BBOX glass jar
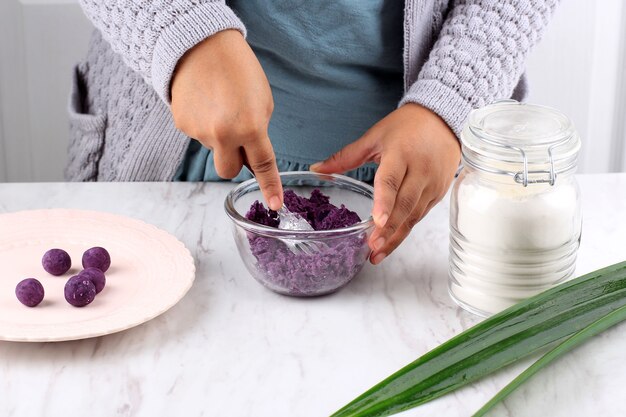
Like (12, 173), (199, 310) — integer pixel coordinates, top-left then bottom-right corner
(449, 100), (582, 316)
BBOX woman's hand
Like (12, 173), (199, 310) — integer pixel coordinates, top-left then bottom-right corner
(311, 103), (461, 264)
(171, 30), (283, 210)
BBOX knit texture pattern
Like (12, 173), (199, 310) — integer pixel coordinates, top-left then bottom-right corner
(66, 32), (188, 181)
(68, 0), (558, 181)
(400, 0), (559, 136)
(77, 0), (245, 103)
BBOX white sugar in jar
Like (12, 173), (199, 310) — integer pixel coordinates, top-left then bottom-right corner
(449, 100), (582, 316)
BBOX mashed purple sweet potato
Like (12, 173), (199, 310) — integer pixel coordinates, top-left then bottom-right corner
(281, 189), (361, 230)
(245, 189), (368, 296)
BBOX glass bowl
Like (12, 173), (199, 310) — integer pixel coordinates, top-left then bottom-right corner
(224, 172), (375, 296)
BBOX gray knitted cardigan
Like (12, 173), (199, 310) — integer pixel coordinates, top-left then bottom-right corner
(66, 0), (558, 181)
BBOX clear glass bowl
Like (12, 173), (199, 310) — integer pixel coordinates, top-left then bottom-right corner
(224, 172), (375, 296)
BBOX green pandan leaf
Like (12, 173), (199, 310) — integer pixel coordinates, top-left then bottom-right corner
(330, 261), (626, 417)
(473, 302), (626, 416)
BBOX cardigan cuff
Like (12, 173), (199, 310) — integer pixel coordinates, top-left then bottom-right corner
(151, 3), (246, 104)
(399, 78), (475, 138)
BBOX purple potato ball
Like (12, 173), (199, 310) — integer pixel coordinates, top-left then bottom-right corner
(42, 248), (72, 276)
(79, 267), (106, 294)
(82, 247), (111, 273)
(64, 275), (96, 307)
(15, 278), (45, 307)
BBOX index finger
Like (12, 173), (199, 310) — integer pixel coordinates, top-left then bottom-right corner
(372, 152), (407, 228)
(244, 136), (283, 211)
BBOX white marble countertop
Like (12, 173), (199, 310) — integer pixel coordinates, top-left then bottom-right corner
(0, 173), (625, 417)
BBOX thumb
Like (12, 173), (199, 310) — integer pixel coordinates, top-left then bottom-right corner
(310, 133), (377, 174)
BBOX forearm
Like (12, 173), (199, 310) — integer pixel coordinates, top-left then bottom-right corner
(78, 0), (246, 103)
(400, 0), (559, 136)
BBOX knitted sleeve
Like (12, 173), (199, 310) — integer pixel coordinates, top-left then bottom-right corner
(78, 0), (246, 104)
(399, 1), (559, 136)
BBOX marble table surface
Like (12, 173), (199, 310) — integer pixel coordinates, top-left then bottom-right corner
(0, 173), (625, 417)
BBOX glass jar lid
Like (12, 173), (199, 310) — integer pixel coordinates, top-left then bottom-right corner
(461, 100), (581, 186)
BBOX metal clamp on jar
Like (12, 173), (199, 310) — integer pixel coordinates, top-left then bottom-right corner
(449, 100), (582, 316)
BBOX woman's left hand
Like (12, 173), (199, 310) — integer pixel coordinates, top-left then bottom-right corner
(310, 103), (461, 265)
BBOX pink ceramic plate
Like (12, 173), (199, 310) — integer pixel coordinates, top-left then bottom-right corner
(0, 209), (195, 342)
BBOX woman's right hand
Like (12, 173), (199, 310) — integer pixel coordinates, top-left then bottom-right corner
(171, 29), (283, 210)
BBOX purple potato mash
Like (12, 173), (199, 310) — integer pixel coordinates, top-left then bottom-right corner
(282, 189), (361, 230)
(79, 267), (106, 294)
(245, 189), (367, 296)
(64, 275), (97, 307)
(82, 247), (111, 273)
(15, 278), (45, 307)
(246, 200), (280, 228)
(42, 248), (72, 276)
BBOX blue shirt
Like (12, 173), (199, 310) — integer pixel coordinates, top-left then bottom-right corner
(175, 1), (404, 182)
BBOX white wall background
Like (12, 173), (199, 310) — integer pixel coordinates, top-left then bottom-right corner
(0, 0), (93, 182)
(0, 0), (625, 182)
(525, 0), (626, 174)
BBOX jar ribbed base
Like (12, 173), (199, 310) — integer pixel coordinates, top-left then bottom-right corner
(448, 226), (580, 316)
